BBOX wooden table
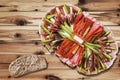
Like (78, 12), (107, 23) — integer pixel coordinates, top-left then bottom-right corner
(0, 0), (120, 80)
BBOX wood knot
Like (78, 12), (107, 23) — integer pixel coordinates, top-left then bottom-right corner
(42, 44), (46, 47)
(45, 75), (61, 80)
(116, 13), (120, 16)
(0, 5), (6, 7)
(8, 75), (11, 78)
(34, 9), (38, 11)
(44, 0), (47, 1)
(13, 5), (18, 8)
(118, 58), (120, 67)
(37, 31), (39, 35)
(14, 33), (22, 38)
(34, 41), (39, 45)
(17, 55), (21, 58)
(0, 40), (6, 44)
(37, 31), (40, 37)
(34, 51), (45, 55)
(117, 8), (120, 12)
(118, 47), (120, 53)
(82, 77), (85, 80)
(15, 19), (27, 26)
(9, 9), (18, 12)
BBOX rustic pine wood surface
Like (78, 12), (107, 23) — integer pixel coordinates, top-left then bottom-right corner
(0, 0), (120, 80)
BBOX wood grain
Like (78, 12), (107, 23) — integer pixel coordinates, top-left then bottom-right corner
(0, 26), (120, 54)
(0, 0), (120, 80)
(0, 54), (69, 69)
(0, 41), (49, 54)
(0, 67), (120, 80)
(0, 53), (120, 80)
(0, 0), (77, 12)
(0, 40), (119, 56)
(0, 53), (119, 68)
(0, 26), (120, 40)
(0, 11), (119, 26)
(78, 1), (120, 11)
(0, 0), (119, 11)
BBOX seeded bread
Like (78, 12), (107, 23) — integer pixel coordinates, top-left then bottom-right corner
(9, 55), (47, 77)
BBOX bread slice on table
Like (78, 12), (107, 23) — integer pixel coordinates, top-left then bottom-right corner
(9, 55), (47, 77)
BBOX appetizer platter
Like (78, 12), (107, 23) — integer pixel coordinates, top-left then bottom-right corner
(39, 4), (118, 75)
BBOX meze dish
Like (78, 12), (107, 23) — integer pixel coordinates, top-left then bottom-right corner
(39, 4), (118, 75)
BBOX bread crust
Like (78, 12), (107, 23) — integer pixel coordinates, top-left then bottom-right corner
(9, 55), (47, 77)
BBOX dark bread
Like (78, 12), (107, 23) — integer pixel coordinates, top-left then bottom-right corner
(9, 55), (47, 77)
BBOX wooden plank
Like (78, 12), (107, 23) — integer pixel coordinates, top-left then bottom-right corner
(0, 62), (68, 69)
(0, 26), (119, 54)
(0, 12), (42, 26)
(0, 29), (39, 40)
(0, 0), (77, 12)
(0, 54), (57, 63)
(0, 0), (77, 4)
(0, 41), (49, 54)
(0, 54), (69, 69)
(0, 52), (119, 79)
(0, 40), (119, 55)
(0, 0), (119, 11)
(0, 12), (119, 26)
(0, 26), (120, 41)
(0, 38), (119, 54)
(79, 0), (120, 3)
(0, 68), (120, 80)
(78, 1), (120, 11)
(0, 64), (9, 69)
(0, 55), (18, 63)
(0, 69), (82, 80)
(0, 52), (119, 69)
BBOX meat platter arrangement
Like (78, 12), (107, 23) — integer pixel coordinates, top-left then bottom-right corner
(39, 4), (118, 75)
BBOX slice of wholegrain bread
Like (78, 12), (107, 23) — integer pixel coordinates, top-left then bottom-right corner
(9, 55), (47, 77)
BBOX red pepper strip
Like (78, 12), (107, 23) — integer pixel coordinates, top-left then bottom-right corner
(59, 41), (75, 57)
(61, 41), (73, 50)
(89, 27), (103, 41)
(84, 23), (103, 41)
(80, 18), (94, 36)
(76, 47), (84, 65)
(69, 47), (84, 65)
(92, 26), (103, 36)
(73, 13), (84, 31)
(64, 43), (78, 58)
(76, 17), (85, 35)
(60, 39), (72, 49)
(56, 39), (74, 56)
(77, 17), (86, 35)
(77, 17), (93, 36)
(73, 18), (93, 43)
(74, 17), (84, 33)
(84, 23), (99, 40)
(56, 41), (71, 54)
(59, 39), (69, 47)
(74, 13), (83, 25)
(88, 26), (103, 41)
(69, 47), (82, 65)
(61, 42), (75, 57)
